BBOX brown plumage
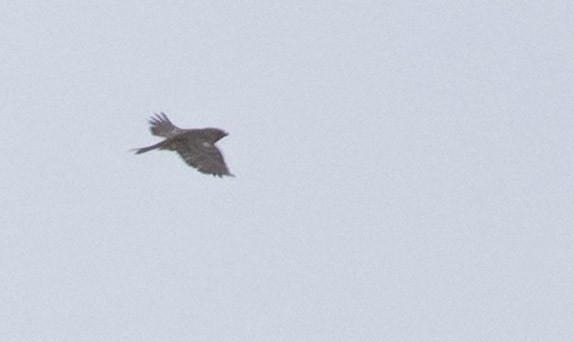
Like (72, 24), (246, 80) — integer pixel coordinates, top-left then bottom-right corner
(134, 113), (233, 177)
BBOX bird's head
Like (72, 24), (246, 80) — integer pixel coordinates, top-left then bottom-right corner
(202, 128), (229, 143)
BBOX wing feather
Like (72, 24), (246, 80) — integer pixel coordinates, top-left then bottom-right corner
(162, 133), (233, 177)
(148, 112), (183, 138)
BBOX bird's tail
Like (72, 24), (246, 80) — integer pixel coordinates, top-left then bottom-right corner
(132, 141), (164, 154)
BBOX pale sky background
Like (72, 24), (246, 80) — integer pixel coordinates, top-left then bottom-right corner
(1, 1), (573, 341)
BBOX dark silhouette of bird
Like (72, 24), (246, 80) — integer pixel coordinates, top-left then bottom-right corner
(134, 113), (233, 177)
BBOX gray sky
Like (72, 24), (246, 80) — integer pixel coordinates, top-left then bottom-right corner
(1, 1), (573, 341)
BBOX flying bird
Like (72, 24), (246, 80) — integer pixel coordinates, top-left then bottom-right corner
(134, 113), (233, 177)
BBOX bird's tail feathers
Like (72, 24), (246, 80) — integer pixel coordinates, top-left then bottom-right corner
(132, 141), (163, 154)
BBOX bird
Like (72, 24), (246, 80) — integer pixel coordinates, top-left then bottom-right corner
(134, 112), (233, 177)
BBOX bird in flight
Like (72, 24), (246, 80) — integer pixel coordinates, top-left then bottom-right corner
(134, 112), (233, 177)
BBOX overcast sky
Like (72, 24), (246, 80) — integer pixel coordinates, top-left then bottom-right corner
(1, 1), (573, 341)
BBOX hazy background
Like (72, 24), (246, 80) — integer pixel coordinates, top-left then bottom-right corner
(1, 1), (573, 340)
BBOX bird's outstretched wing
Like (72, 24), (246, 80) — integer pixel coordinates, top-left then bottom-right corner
(148, 112), (183, 138)
(167, 133), (233, 177)
(135, 113), (233, 177)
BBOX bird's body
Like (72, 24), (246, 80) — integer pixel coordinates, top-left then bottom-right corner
(134, 113), (233, 177)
